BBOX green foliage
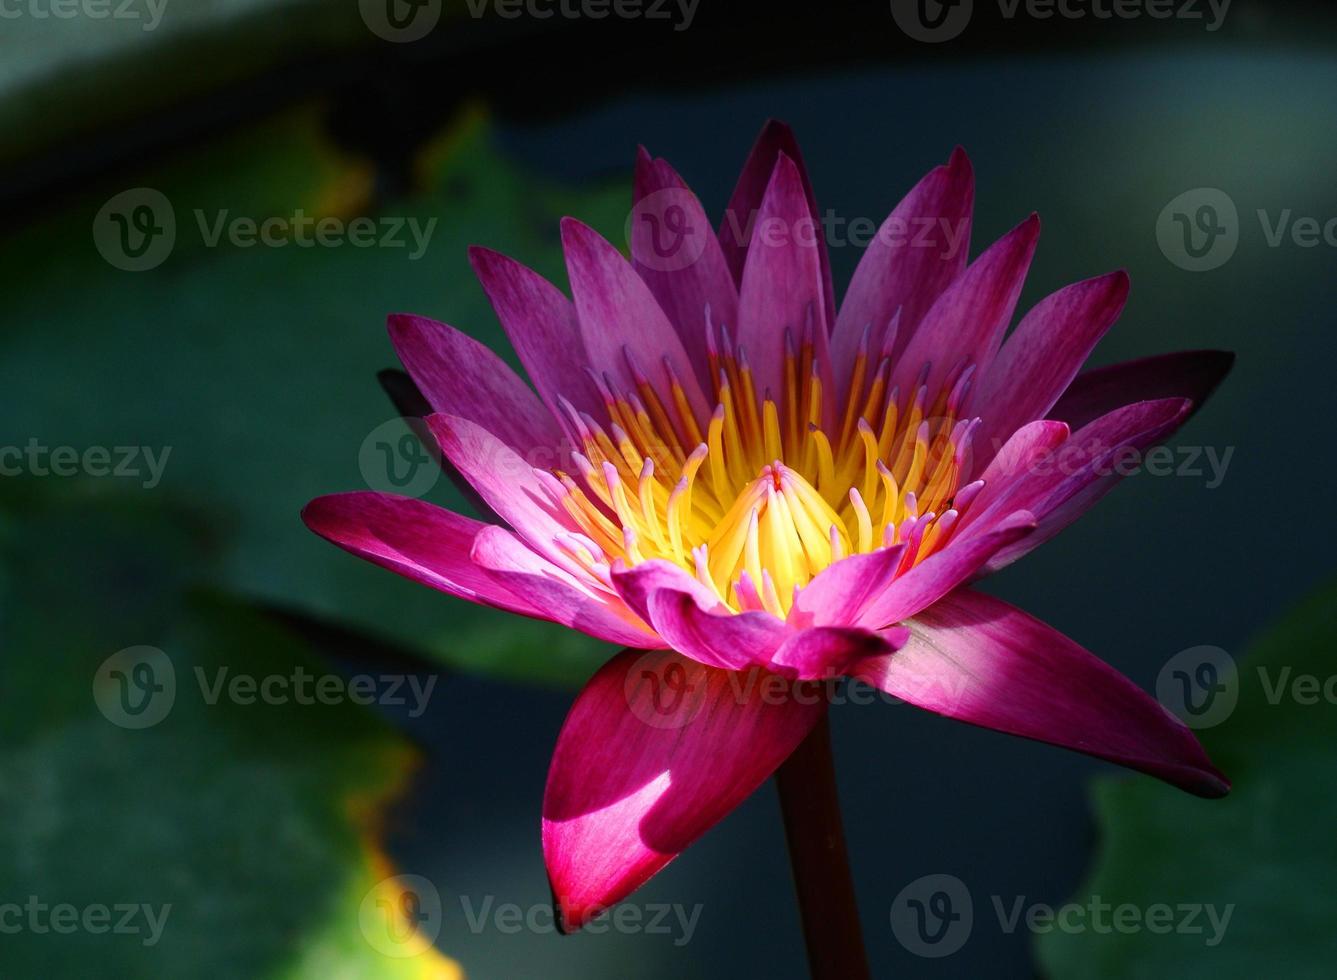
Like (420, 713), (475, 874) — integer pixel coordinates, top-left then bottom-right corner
(1038, 579), (1337, 979)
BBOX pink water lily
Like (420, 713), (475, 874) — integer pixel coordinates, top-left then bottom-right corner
(304, 121), (1230, 935)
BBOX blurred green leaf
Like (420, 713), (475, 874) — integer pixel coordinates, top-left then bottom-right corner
(0, 0), (473, 167)
(0, 489), (464, 978)
(0, 107), (630, 686)
(1037, 578), (1337, 979)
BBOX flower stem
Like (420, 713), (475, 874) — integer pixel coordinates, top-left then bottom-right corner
(774, 709), (871, 980)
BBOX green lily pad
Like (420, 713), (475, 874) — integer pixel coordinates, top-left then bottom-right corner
(0, 489), (463, 978)
(0, 107), (629, 686)
(0, 0), (477, 168)
(1037, 577), (1337, 979)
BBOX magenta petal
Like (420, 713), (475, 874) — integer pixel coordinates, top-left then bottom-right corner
(789, 544), (906, 628)
(736, 153), (834, 419)
(468, 246), (603, 423)
(470, 526), (660, 648)
(893, 214), (1040, 398)
(610, 559), (726, 622)
(301, 492), (540, 617)
(971, 271), (1130, 467)
(544, 649), (825, 930)
(856, 511), (1037, 627)
(720, 120), (834, 328)
(831, 147), (974, 389)
(645, 588), (789, 671)
(386, 314), (562, 458)
(1050, 349), (1235, 431)
(974, 398), (1192, 574)
(769, 625), (901, 680)
(425, 413), (575, 567)
(631, 148), (739, 385)
(610, 560), (780, 670)
(561, 217), (711, 424)
(957, 418), (1070, 528)
(853, 589), (1229, 797)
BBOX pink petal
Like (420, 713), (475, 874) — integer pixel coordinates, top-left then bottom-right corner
(969, 398), (1192, 574)
(788, 544), (906, 627)
(645, 588), (791, 671)
(831, 147), (974, 391)
(736, 153), (834, 421)
(855, 511), (1037, 628)
(387, 314), (562, 458)
(560, 218), (711, 425)
(544, 648), (826, 930)
(301, 492), (540, 617)
(425, 413), (576, 568)
(611, 561), (786, 670)
(468, 246), (604, 423)
(892, 214), (1040, 399)
(610, 558), (725, 621)
(971, 271), (1130, 467)
(853, 589), (1229, 797)
(957, 419), (1070, 527)
(1050, 349), (1235, 431)
(719, 119), (834, 329)
(470, 526), (661, 648)
(631, 149), (739, 385)
(769, 625), (904, 679)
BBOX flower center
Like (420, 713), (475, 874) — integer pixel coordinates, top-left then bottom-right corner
(548, 314), (981, 616)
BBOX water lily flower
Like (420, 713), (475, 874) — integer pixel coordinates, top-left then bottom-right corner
(304, 121), (1231, 936)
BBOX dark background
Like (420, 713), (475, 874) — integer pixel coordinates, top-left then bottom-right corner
(2, 1), (1333, 977)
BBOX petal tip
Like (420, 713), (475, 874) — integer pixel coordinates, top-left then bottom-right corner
(946, 144), (973, 177)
